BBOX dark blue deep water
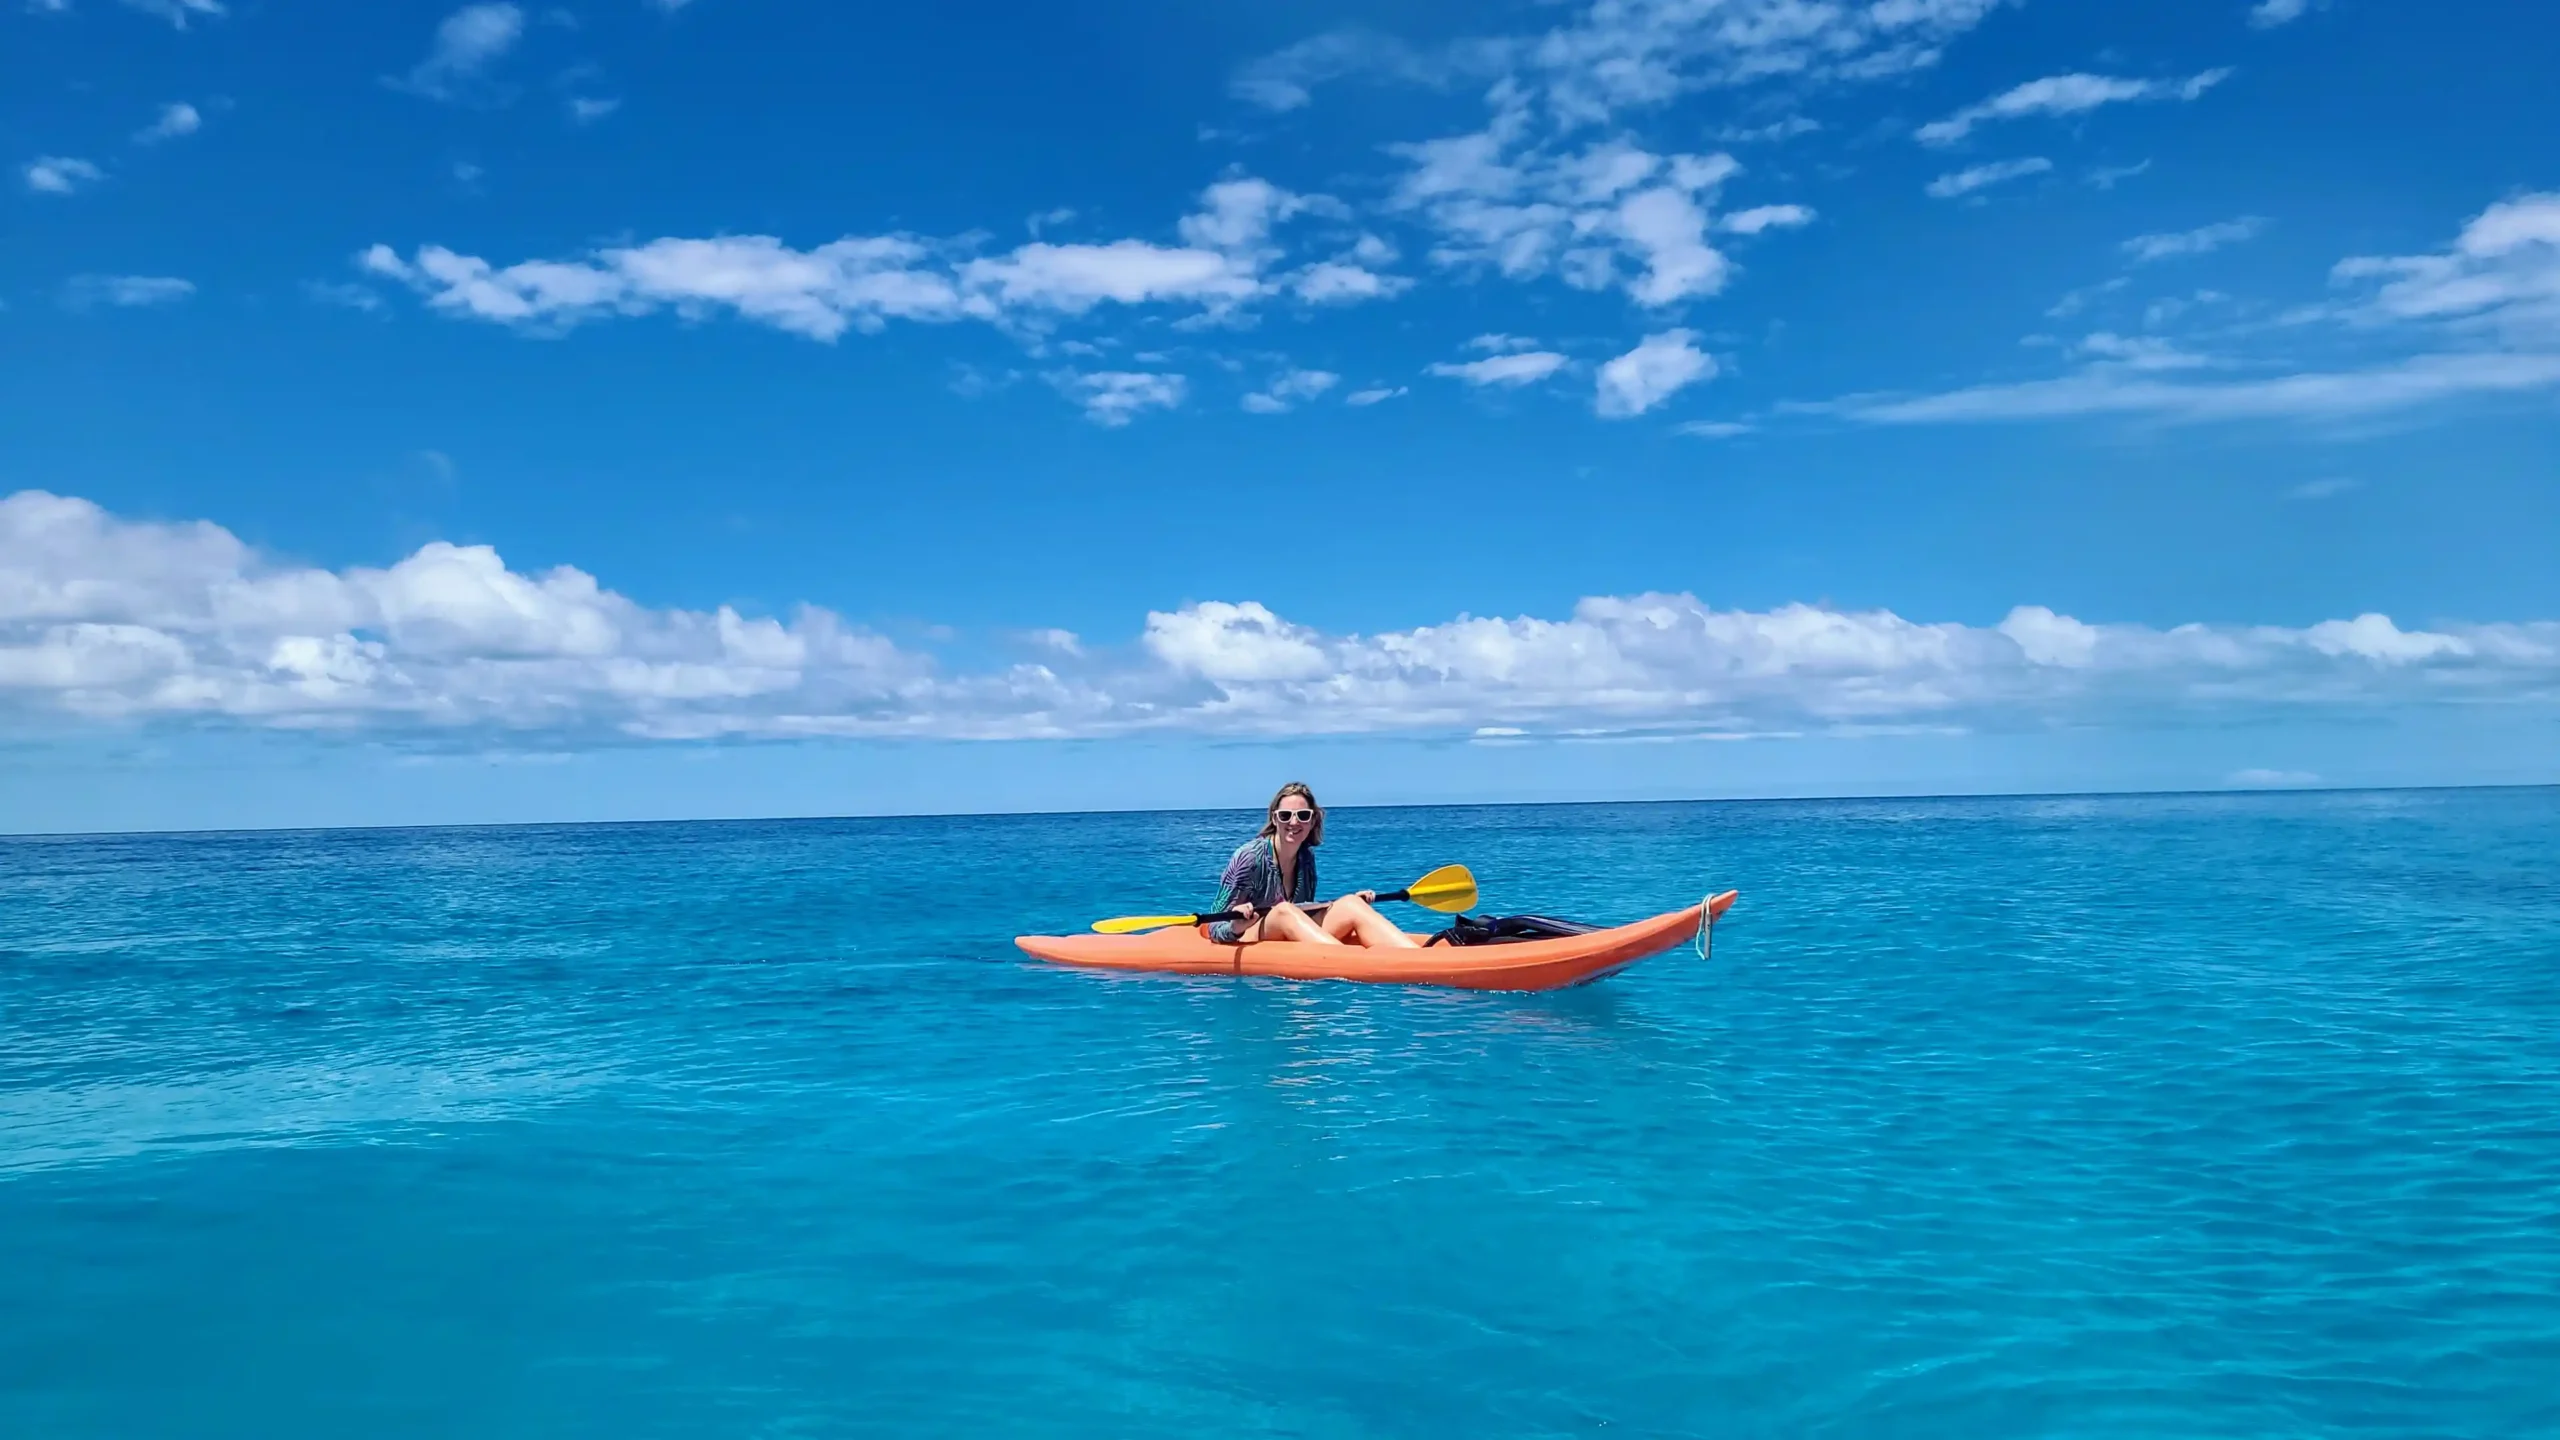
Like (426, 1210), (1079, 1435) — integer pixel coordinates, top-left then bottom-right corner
(4, 789), (2557, 1437)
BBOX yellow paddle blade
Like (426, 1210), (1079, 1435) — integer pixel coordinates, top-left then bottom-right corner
(1089, 913), (1205, 935)
(1404, 864), (1477, 913)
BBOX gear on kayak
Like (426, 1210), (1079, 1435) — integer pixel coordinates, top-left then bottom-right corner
(1422, 913), (1605, 946)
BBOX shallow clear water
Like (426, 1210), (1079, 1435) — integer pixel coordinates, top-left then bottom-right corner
(4, 789), (2557, 1438)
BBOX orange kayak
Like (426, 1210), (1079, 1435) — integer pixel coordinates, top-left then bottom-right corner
(1015, 891), (1737, 992)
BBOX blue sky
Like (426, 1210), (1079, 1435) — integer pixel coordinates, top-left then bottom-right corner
(4, 0), (2556, 832)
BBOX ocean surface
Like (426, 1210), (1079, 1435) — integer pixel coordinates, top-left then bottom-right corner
(3, 789), (2556, 1438)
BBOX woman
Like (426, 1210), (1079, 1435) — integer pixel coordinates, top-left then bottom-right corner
(1208, 783), (1418, 948)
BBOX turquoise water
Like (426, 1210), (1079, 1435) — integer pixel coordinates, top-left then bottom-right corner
(4, 789), (2556, 1437)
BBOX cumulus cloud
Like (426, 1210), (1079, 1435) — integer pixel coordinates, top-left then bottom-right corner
(62, 275), (195, 309)
(2072, 332), (2213, 371)
(1241, 368), (1339, 414)
(1721, 204), (1814, 235)
(2123, 217), (2267, 263)
(1381, 85), (1795, 307)
(359, 176), (1378, 358)
(1344, 386), (1408, 406)
(2247, 0), (2311, 27)
(1917, 69), (2232, 145)
(1051, 371), (1187, 427)
(1595, 329), (1714, 417)
(1429, 349), (1570, 387)
(391, 3), (526, 102)
(1291, 261), (1413, 304)
(134, 102), (203, 144)
(8, 492), (2552, 746)
(1925, 157), (2050, 199)
(24, 156), (104, 194)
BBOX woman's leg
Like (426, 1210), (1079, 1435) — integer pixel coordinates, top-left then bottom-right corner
(1247, 901), (1342, 945)
(1317, 893), (1421, 949)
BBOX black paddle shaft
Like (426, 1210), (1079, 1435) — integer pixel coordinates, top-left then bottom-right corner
(1215, 886), (1410, 928)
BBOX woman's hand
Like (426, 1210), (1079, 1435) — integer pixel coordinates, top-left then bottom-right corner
(1231, 898), (1258, 924)
(1355, 889), (1376, 903)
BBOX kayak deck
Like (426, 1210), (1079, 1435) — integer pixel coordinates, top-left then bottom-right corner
(1015, 891), (1737, 992)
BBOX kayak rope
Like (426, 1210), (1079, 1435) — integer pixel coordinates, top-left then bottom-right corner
(1696, 892), (1714, 962)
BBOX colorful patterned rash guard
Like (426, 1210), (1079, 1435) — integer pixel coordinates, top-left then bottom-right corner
(1206, 835), (1317, 943)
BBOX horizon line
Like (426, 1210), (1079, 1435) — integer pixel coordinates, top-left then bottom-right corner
(5, 780), (2551, 844)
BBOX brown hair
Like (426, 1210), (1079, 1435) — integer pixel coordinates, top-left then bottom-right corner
(1257, 782), (1324, 846)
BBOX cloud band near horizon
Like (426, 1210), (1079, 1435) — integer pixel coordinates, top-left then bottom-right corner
(3, 491), (2552, 749)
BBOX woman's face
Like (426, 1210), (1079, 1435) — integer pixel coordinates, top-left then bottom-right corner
(1271, 794), (1316, 843)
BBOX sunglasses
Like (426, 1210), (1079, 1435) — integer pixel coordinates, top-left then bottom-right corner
(1272, 808), (1315, 823)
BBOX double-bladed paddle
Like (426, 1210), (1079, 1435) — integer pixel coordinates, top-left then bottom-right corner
(1089, 864), (1478, 935)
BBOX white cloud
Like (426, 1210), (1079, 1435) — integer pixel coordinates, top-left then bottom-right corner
(2305, 613), (2471, 663)
(361, 176), (1350, 354)
(63, 275), (195, 308)
(1834, 351), (2560, 424)
(2333, 192), (2560, 342)
(1716, 116), (1822, 144)
(2073, 332), (2213, 371)
(1595, 329), (1714, 417)
(1344, 386), (1408, 406)
(1676, 420), (1752, 438)
(23, 156), (104, 194)
(1614, 184), (1730, 304)
(1925, 157), (2052, 199)
(2087, 160), (2153, 190)
(1831, 193), (2560, 427)
(2247, 0), (2310, 28)
(392, 4), (525, 102)
(2123, 217), (2266, 263)
(1385, 105), (1768, 307)
(1229, 28), (1496, 113)
(1291, 261), (1413, 304)
(1144, 601), (1332, 683)
(1428, 350), (1570, 387)
(1241, 368), (1339, 414)
(2288, 477), (2358, 500)
(1721, 204), (1814, 235)
(1052, 371), (1187, 427)
(1917, 69), (2232, 145)
(1176, 176), (1310, 254)
(7, 491), (2554, 744)
(305, 281), (386, 313)
(567, 96), (621, 124)
(120, 0), (224, 25)
(960, 240), (1260, 315)
(1235, 1), (2006, 123)
(134, 102), (202, 144)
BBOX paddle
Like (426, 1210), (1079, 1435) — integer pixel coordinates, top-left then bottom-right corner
(1089, 864), (1478, 935)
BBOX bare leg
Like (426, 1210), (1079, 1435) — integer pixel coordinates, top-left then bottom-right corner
(1317, 893), (1421, 949)
(1244, 900), (1342, 945)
